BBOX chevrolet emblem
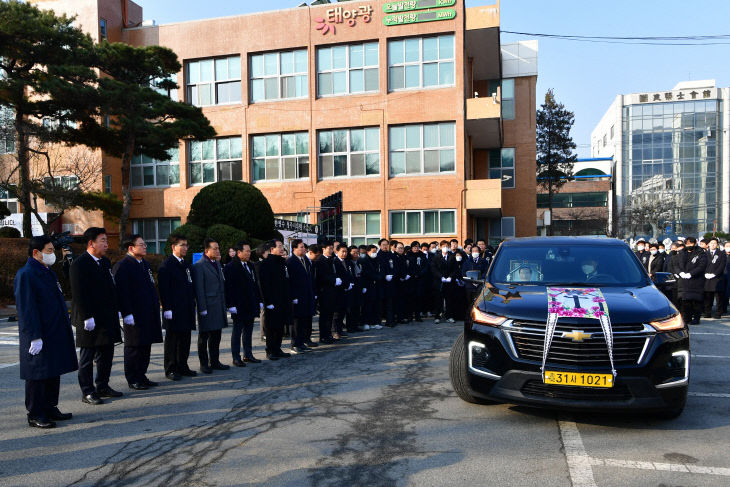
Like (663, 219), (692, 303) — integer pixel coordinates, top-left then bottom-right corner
(562, 330), (592, 342)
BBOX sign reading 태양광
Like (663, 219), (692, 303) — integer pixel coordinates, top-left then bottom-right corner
(383, 0), (457, 13)
(383, 8), (456, 26)
(314, 5), (373, 36)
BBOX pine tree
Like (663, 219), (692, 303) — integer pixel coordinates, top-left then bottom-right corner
(536, 89), (577, 236)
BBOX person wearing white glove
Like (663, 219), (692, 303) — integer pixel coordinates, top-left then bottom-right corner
(362, 288), (367, 294)
(257, 239), (293, 359)
(18, 235), (78, 426)
(705, 273), (715, 280)
(84, 317), (96, 331)
(292, 299), (299, 304)
(677, 237), (708, 325)
(227, 307), (238, 314)
(702, 236), (726, 319)
(335, 277), (343, 286)
(287, 239), (319, 351)
(385, 275), (393, 282)
(123, 314), (135, 326)
(163, 310), (172, 320)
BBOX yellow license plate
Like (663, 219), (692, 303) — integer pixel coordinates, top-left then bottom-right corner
(543, 371), (614, 388)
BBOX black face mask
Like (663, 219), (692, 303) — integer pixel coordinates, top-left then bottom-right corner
(685, 245), (694, 251)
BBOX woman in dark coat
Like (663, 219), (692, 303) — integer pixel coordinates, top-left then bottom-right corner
(677, 237), (708, 325)
(15, 236), (78, 428)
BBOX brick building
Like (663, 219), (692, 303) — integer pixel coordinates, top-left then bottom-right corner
(12, 0), (538, 250)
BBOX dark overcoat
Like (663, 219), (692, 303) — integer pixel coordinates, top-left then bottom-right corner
(286, 255), (316, 318)
(113, 255), (163, 346)
(704, 249), (726, 292)
(224, 258), (262, 321)
(15, 258), (78, 380)
(678, 247), (708, 301)
(157, 255), (197, 332)
(193, 257), (228, 332)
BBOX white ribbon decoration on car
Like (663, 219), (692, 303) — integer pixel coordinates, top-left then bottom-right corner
(543, 287), (616, 381)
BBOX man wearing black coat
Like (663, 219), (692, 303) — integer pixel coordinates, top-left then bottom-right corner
(635, 239), (650, 270)
(225, 240), (264, 364)
(677, 237), (708, 325)
(286, 239), (316, 354)
(15, 236), (78, 428)
(333, 244), (355, 337)
(375, 238), (397, 327)
(703, 237), (726, 319)
(431, 241), (459, 323)
(158, 235), (198, 380)
(70, 227), (123, 405)
(359, 245), (382, 330)
(113, 234), (163, 390)
(314, 243), (340, 344)
(664, 242), (683, 306)
(257, 239), (292, 359)
(406, 242), (429, 322)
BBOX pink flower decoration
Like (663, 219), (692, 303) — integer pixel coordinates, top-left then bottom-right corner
(315, 18), (335, 35)
(592, 296), (606, 303)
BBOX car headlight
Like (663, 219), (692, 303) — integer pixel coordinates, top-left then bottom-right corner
(650, 314), (685, 331)
(471, 308), (507, 327)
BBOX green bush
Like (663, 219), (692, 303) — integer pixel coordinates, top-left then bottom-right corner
(206, 224), (247, 254)
(703, 232), (730, 242)
(187, 181), (274, 238)
(164, 223), (207, 257)
(0, 227), (21, 238)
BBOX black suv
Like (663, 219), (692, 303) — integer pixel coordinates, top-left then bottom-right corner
(449, 237), (689, 418)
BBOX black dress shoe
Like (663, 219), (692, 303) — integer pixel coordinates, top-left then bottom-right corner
(96, 387), (123, 398)
(28, 416), (56, 429)
(200, 365), (213, 374)
(319, 338), (335, 345)
(142, 378), (159, 387)
(46, 407), (72, 421)
(304, 341), (319, 348)
(290, 346), (308, 354)
(266, 353), (279, 361)
(166, 372), (182, 381)
(243, 357), (262, 364)
(232, 359), (247, 367)
(211, 362), (230, 370)
(180, 369), (198, 377)
(128, 382), (148, 390)
(82, 393), (103, 405)
(274, 350), (291, 358)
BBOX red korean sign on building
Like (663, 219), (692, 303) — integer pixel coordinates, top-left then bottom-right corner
(314, 5), (374, 35)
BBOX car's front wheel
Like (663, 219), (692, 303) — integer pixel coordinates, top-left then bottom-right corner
(449, 332), (494, 405)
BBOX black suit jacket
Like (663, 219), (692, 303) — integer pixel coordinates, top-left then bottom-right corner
(705, 249), (726, 292)
(113, 255), (163, 346)
(157, 255), (197, 332)
(70, 251), (121, 348)
(224, 258), (262, 321)
(257, 255), (290, 311)
(286, 255), (316, 318)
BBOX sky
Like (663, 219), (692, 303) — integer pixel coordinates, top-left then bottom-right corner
(136, 0), (730, 157)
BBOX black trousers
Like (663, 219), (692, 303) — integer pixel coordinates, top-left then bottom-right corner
(164, 330), (192, 374)
(198, 329), (221, 367)
(378, 283), (395, 325)
(78, 344), (114, 395)
(360, 288), (378, 326)
(263, 308), (284, 354)
(346, 293), (362, 331)
(319, 300), (335, 341)
(231, 315), (255, 359)
(704, 291), (722, 317)
(26, 376), (60, 419)
(124, 344), (151, 385)
(681, 299), (703, 324)
(291, 315), (311, 348)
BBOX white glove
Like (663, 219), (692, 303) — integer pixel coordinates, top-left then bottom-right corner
(200, 310), (208, 316)
(163, 310), (172, 320)
(441, 277), (448, 283)
(347, 283), (354, 291)
(292, 299), (299, 304)
(335, 277), (343, 287)
(314, 296), (318, 300)
(29, 339), (43, 355)
(362, 288), (367, 294)
(385, 275), (393, 282)
(228, 307), (238, 314)
(123, 314), (135, 326)
(118, 312), (122, 319)
(259, 302), (264, 310)
(84, 317), (96, 331)
(266, 304), (274, 310)
(705, 273), (715, 279)
(680, 273), (691, 279)
(405, 275), (411, 281)
(445, 277), (452, 283)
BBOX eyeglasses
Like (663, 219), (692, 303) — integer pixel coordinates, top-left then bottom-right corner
(134, 243), (147, 248)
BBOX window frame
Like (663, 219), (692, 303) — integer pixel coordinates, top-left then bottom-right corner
(488, 148), (515, 189)
(388, 122), (456, 177)
(251, 132), (310, 183)
(249, 49), (308, 103)
(387, 34), (455, 92)
(489, 216), (515, 245)
(189, 136), (243, 186)
(501, 78), (515, 120)
(103, 175), (112, 194)
(318, 127), (380, 179)
(389, 209), (456, 236)
(132, 147), (181, 188)
(342, 212), (381, 246)
(317, 41), (379, 97)
(185, 55), (242, 107)
(99, 18), (107, 41)
(0, 187), (18, 214)
(131, 218), (181, 255)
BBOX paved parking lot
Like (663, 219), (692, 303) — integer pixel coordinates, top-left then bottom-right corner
(0, 316), (728, 486)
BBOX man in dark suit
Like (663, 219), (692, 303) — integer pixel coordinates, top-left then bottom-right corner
(70, 227), (123, 405)
(375, 238), (396, 327)
(346, 246), (364, 333)
(333, 244), (354, 338)
(257, 239), (291, 360)
(193, 238), (230, 373)
(359, 245), (382, 330)
(113, 234), (163, 390)
(703, 236), (726, 318)
(286, 239), (316, 354)
(406, 242), (429, 322)
(158, 235), (198, 380)
(678, 237), (708, 325)
(431, 241), (458, 323)
(304, 244), (322, 346)
(314, 242), (340, 344)
(15, 236), (78, 428)
(224, 240), (264, 365)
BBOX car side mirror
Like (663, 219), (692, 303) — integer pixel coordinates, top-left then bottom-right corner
(463, 270), (484, 284)
(652, 272), (676, 286)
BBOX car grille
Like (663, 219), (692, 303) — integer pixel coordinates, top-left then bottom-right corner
(505, 320), (651, 367)
(521, 380), (632, 401)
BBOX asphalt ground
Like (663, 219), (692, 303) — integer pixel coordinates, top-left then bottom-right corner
(0, 316), (728, 487)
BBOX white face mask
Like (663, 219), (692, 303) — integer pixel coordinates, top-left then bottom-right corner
(582, 265), (595, 275)
(441, 248), (448, 254)
(725, 247), (730, 253)
(650, 250), (657, 255)
(637, 245), (645, 252)
(42, 252), (57, 267)
(430, 248), (437, 254)
(472, 252), (480, 259)
(455, 256), (462, 262)
(658, 248), (665, 253)
(369, 253), (377, 259)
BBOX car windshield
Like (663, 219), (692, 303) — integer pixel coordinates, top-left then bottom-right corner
(489, 243), (650, 287)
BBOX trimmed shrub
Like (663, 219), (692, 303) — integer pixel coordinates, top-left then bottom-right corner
(206, 224), (247, 255)
(187, 181), (274, 238)
(164, 223), (206, 257)
(0, 227), (21, 238)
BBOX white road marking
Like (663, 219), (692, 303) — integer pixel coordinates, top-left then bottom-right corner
(689, 392), (730, 398)
(558, 418), (597, 487)
(691, 332), (730, 336)
(590, 457), (730, 477)
(0, 362), (19, 369)
(692, 354), (730, 359)
(0, 339), (19, 346)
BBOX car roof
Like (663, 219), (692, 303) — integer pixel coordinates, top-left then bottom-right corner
(500, 236), (628, 247)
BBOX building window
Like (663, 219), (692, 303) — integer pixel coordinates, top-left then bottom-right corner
(103, 175), (112, 193)
(489, 217), (515, 245)
(186, 55), (241, 106)
(99, 18), (107, 41)
(152, 74), (178, 102)
(501, 79), (515, 120)
(251, 132), (309, 182)
(603, 134), (607, 147)
(343, 212), (381, 245)
(389, 122), (455, 176)
(0, 187), (18, 213)
(0, 106), (14, 154)
(275, 213), (309, 223)
(132, 147), (180, 188)
(131, 218), (181, 254)
(610, 125), (614, 139)
(250, 49), (307, 103)
(488, 148), (515, 188)
(537, 192), (608, 208)
(390, 209), (456, 236)
(189, 137), (242, 185)
(319, 127), (379, 178)
(388, 34), (454, 91)
(44, 176), (79, 190)
(317, 42), (378, 97)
